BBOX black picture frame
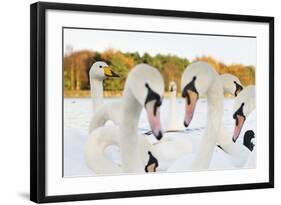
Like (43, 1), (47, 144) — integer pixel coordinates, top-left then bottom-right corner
(30, 1), (274, 203)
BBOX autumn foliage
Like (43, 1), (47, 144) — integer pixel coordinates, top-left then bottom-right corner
(64, 49), (255, 95)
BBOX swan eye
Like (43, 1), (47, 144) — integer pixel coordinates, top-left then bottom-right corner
(99, 65), (103, 68)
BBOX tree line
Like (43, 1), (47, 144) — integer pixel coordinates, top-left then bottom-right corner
(64, 49), (255, 94)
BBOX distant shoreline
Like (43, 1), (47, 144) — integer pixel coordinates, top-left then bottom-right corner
(64, 90), (122, 98)
(64, 90), (234, 98)
(64, 90), (178, 98)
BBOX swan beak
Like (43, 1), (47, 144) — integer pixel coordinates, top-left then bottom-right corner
(145, 101), (162, 140)
(146, 163), (157, 172)
(232, 115), (246, 142)
(184, 90), (198, 127)
(103, 67), (120, 77)
(234, 81), (243, 97)
(234, 86), (243, 97)
(145, 151), (158, 172)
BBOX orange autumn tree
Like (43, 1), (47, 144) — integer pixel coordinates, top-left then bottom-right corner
(64, 50), (255, 96)
(193, 55), (255, 86)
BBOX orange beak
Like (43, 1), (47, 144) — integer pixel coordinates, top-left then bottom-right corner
(184, 90), (198, 127)
(145, 100), (162, 140)
(232, 114), (246, 142)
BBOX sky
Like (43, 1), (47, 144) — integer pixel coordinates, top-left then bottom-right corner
(64, 28), (256, 66)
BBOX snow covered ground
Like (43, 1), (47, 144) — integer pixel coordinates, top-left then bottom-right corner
(63, 97), (256, 177)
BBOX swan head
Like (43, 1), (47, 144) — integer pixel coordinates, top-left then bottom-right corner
(125, 64), (164, 140)
(181, 62), (216, 127)
(168, 81), (177, 93)
(220, 73), (243, 97)
(232, 85), (255, 142)
(89, 61), (119, 81)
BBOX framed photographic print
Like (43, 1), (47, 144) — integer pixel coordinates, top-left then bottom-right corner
(30, 1), (274, 203)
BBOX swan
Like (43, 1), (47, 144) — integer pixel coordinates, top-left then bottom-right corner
(231, 86), (256, 168)
(86, 80), (193, 174)
(232, 85), (255, 142)
(180, 62), (224, 170)
(166, 81), (185, 132)
(119, 64), (165, 172)
(88, 61), (122, 133)
(89, 61), (119, 111)
(86, 64), (164, 173)
(168, 63), (250, 171)
(220, 73), (243, 97)
(206, 85), (255, 168)
(207, 75), (254, 168)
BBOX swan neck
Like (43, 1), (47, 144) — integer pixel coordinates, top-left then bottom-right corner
(192, 79), (224, 169)
(90, 78), (103, 111)
(205, 82), (224, 138)
(119, 89), (144, 172)
(120, 89), (142, 135)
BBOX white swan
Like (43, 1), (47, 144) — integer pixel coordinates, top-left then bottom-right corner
(232, 85), (255, 142)
(86, 64), (164, 173)
(230, 86), (256, 168)
(220, 73), (243, 97)
(86, 79), (193, 174)
(168, 63), (251, 171)
(180, 62), (224, 170)
(207, 74), (254, 168)
(166, 81), (185, 132)
(119, 64), (165, 172)
(209, 84), (255, 168)
(89, 61), (119, 111)
(88, 61), (122, 133)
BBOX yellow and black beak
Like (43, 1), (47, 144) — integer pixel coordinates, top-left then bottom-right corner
(103, 67), (120, 78)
